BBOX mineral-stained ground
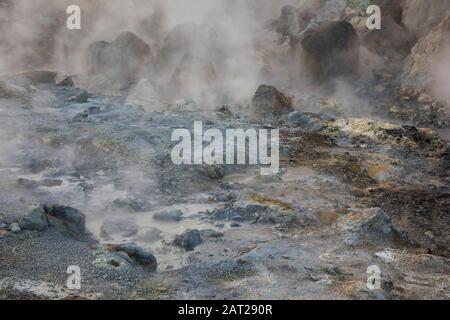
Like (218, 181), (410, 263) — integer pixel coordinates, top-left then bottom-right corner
(0, 0), (449, 300)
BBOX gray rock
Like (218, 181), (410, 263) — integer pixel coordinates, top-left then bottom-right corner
(287, 111), (324, 132)
(56, 76), (74, 87)
(43, 204), (86, 236)
(153, 209), (183, 222)
(110, 244), (157, 272)
(337, 207), (393, 245)
(10, 223), (21, 234)
(19, 206), (49, 231)
(251, 85), (293, 119)
(301, 21), (360, 82)
(174, 229), (203, 251)
(87, 31), (151, 83)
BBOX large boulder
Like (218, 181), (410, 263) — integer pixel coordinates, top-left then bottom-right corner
(43, 204), (86, 236)
(87, 31), (151, 83)
(165, 54), (217, 100)
(402, 0), (450, 38)
(337, 207), (393, 245)
(156, 23), (222, 82)
(19, 204), (86, 237)
(361, 16), (415, 60)
(107, 243), (157, 272)
(19, 206), (48, 231)
(251, 84), (293, 119)
(402, 16), (450, 101)
(300, 21), (360, 82)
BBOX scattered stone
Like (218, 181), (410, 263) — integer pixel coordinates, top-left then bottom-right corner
(211, 197), (310, 226)
(19, 206), (49, 231)
(174, 229), (203, 251)
(337, 208), (393, 245)
(153, 209), (183, 222)
(251, 84), (293, 119)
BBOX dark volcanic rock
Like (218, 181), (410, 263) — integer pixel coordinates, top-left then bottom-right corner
(43, 204), (86, 236)
(361, 16), (415, 60)
(251, 84), (293, 119)
(174, 229), (203, 251)
(372, 0), (405, 24)
(109, 243), (157, 272)
(153, 209), (183, 222)
(301, 21), (360, 82)
(57, 76), (75, 87)
(87, 31), (151, 82)
(19, 206), (49, 231)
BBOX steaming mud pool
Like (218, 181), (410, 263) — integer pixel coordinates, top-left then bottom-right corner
(0, 83), (449, 299)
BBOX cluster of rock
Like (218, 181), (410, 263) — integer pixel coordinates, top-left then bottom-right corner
(267, 0), (450, 125)
(19, 204), (85, 236)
